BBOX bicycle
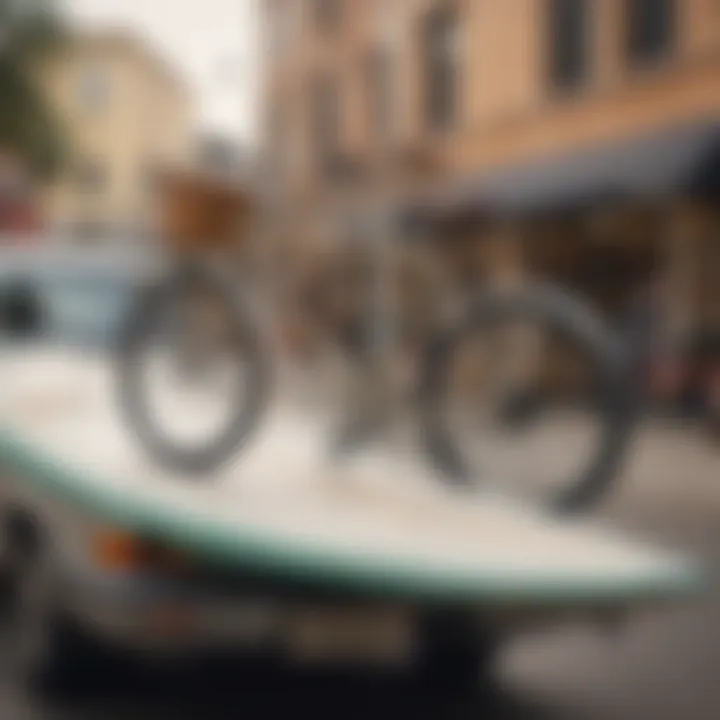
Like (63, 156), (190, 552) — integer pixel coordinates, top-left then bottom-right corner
(115, 210), (637, 514)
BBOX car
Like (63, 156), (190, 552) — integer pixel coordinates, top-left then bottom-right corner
(683, 332), (720, 438)
(0, 246), (702, 700)
(662, 331), (720, 427)
(0, 246), (497, 696)
(0, 245), (160, 346)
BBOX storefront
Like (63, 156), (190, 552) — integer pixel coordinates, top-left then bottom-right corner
(399, 119), (720, 408)
(417, 118), (719, 336)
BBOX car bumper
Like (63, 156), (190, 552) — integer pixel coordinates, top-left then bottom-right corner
(57, 563), (285, 658)
(55, 561), (416, 665)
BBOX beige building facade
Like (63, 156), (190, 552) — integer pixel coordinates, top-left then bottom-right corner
(265, 1), (720, 185)
(39, 31), (192, 240)
(263, 0), (720, 341)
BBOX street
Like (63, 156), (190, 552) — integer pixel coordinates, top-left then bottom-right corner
(3, 0), (720, 716)
(1, 422), (718, 720)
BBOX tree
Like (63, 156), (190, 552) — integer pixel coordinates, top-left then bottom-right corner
(0, 0), (65, 180)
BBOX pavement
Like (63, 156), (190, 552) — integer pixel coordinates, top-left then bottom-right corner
(0, 422), (718, 720)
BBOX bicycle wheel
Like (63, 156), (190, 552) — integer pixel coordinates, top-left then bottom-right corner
(419, 283), (637, 514)
(116, 263), (271, 476)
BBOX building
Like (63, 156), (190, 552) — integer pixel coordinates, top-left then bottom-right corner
(38, 31), (192, 241)
(263, 0), (720, 351)
(0, 151), (41, 238)
(195, 133), (258, 183)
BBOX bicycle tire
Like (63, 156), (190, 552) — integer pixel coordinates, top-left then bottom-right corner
(419, 283), (637, 514)
(116, 263), (271, 477)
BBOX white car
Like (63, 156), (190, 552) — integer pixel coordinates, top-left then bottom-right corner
(0, 245), (702, 699)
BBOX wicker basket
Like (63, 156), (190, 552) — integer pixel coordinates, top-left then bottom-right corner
(156, 170), (254, 252)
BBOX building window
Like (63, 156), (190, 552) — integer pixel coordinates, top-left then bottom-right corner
(365, 48), (393, 149)
(548, 0), (591, 92)
(314, 0), (343, 32)
(143, 161), (163, 195)
(268, 108), (283, 175)
(267, 0), (298, 56)
(423, 6), (459, 133)
(626, 0), (676, 67)
(75, 160), (106, 194)
(310, 74), (340, 175)
(77, 65), (109, 112)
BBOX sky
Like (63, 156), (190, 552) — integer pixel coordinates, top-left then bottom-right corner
(62, 0), (262, 146)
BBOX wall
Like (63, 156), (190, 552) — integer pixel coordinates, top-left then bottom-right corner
(264, 0), (720, 196)
(39, 34), (192, 240)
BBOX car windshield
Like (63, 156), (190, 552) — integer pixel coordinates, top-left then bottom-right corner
(0, 267), (135, 348)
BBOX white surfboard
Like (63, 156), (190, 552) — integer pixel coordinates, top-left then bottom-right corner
(0, 350), (703, 605)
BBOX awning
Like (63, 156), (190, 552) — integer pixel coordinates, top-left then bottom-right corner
(401, 118), (720, 231)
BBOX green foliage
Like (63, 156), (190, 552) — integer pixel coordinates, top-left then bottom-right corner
(0, 0), (66, 180)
